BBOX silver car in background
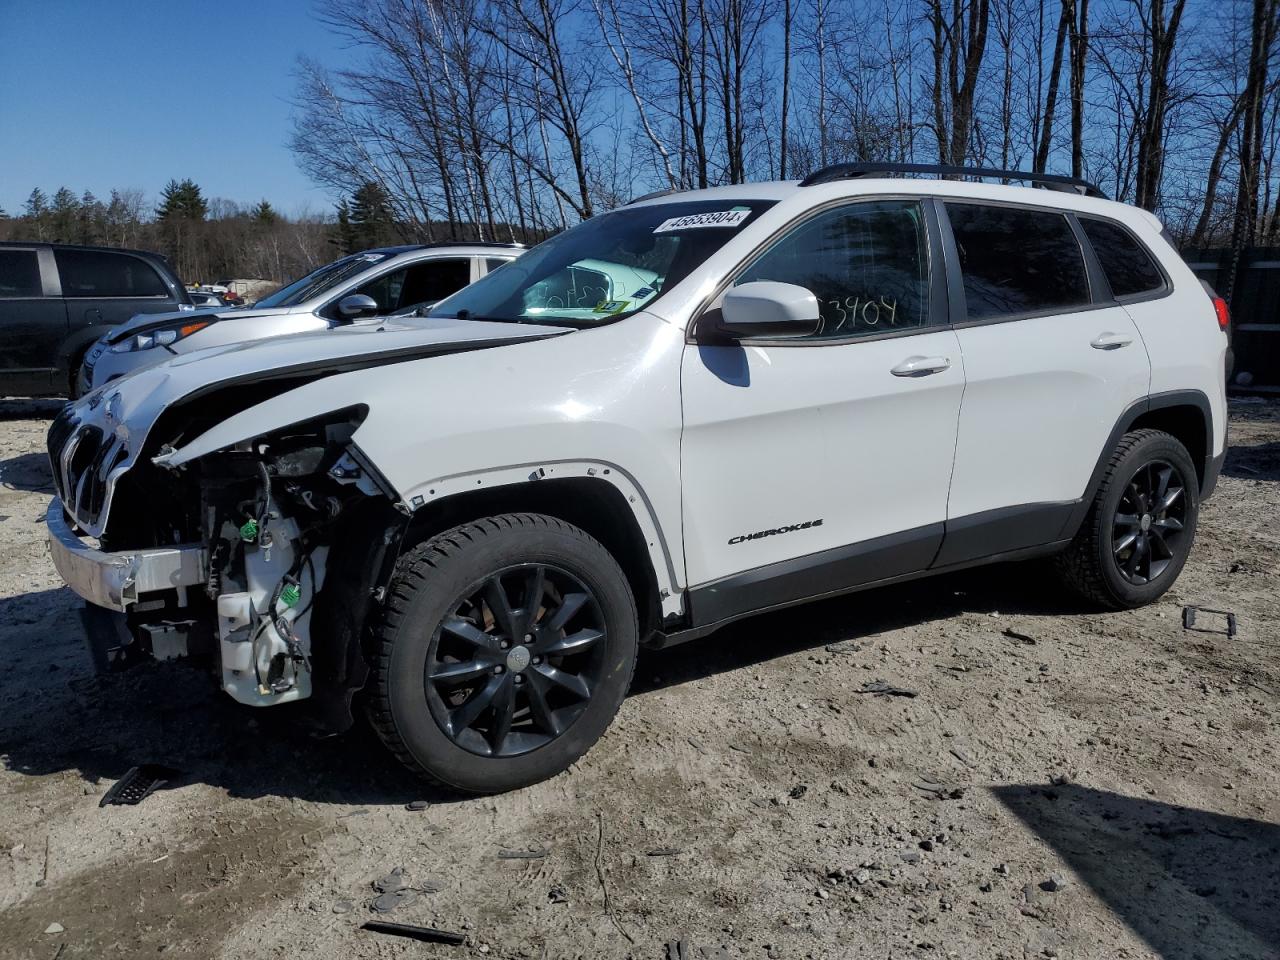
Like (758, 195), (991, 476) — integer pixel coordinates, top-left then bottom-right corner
(82, 242), (524, 392)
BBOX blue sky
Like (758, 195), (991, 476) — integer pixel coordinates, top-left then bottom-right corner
(0, 0), (347, 217)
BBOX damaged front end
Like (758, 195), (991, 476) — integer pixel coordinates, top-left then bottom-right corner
(47, 397), (407, 730)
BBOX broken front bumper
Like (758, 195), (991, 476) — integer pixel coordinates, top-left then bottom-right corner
(46, 501), (207, 611)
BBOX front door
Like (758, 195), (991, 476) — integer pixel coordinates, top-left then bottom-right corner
(680, 198), (965, 625)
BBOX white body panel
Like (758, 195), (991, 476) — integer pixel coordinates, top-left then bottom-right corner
(680, 331), (965, 585)
(946, 305), (1151, 519)
(49, 174), (1231, 704)
(1119, 225), (1229, 459)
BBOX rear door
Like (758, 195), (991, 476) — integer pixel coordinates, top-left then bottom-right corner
(55, 247), (177, 331)
(680, 198), (965, 622)
(936, 200), (1151, 565)
(0, 246), (66, 394)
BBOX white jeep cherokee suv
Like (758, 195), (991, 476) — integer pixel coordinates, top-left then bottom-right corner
(46, 164), (1228, 794)
(80, 241), (524, 393)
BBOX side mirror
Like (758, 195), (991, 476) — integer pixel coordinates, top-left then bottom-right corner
(718, 281), (820, 338)
(336, 293), (380, 320)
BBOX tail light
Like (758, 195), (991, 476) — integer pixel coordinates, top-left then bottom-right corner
(1212, 296), (1230, 332)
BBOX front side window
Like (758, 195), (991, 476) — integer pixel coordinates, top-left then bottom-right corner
(1079, 217), (1165, 298)
(946, 203), (1090, 322)
(0, 250), (41, 298)
(55, 250), (168, 298)
(428, 199), (776, 327)
(734, 199), (931, 339)
(352, 258), (473, 313)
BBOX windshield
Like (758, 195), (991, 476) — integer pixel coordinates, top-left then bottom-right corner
(253, 252), (390, 308)
(427, 199), (776, 326)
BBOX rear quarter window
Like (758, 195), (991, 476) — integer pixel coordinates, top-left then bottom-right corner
(55, 249), (169, 298)
(946, 203), (1091, 322)
(0, 250), (42, 298)
(1079, 217), (1166, 298)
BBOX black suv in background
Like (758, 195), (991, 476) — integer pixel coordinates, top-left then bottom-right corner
(0, 242), (191, 397)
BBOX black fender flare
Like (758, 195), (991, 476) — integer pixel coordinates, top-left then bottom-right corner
(1059, 389), (1217, 541)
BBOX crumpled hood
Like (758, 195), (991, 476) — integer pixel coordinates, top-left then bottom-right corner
(52, 316), (570, 538)
(105, 305), (284, 343)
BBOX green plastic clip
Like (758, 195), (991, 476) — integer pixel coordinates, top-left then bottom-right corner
(280, 583), (301, 608)
(239, 518), (259, 543)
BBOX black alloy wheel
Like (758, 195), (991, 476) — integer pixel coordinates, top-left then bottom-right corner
(368, 513), (638, 793)
(1055, 428), (1200, 610)
(425, 564), (607, 758)
(1111, 458), (1190, 585)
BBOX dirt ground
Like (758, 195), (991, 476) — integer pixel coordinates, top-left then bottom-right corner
(0, 397), (1277, 960)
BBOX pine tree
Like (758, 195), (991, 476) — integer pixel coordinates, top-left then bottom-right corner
(155, 178), (208, 220)
(250, 199), (279, 224)
(24, 188), (48, 219)
(50, 187), (80, 242)
(79, 190), (106, 244)
(331, 199), (357, 253)
(348, 182), (397, 249)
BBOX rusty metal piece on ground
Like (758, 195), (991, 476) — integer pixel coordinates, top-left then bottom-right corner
(361, 920), (465, 945)
(1182, 605), (1237, 638)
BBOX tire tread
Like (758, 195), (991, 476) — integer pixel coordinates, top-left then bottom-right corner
(366, 512), (636, 790)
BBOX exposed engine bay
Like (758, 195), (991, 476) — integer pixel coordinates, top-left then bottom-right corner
(49, 396), (407, 729)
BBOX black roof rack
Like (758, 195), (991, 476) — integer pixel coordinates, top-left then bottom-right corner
(798, 162), (1106, 199)
(628, 188), (679, 204)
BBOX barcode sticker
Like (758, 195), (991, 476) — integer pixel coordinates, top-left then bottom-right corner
(653, 209), (752, 233)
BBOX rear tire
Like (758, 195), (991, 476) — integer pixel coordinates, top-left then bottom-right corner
(368, 513), (638, 793)
(1055, 429), (1199, 609)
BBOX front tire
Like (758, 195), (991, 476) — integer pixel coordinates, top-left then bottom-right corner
(369, 513), (638, 793)
(1055, 429), (1200, 609)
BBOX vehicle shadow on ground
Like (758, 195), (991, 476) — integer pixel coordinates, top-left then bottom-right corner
(1223, 439), (1280, 482)
(636, 560), (1081, 694)
(0, 452), (55, 493)
(995, 783), (1280, 960)
(0, 398), (64, 421)
(0, 587), (433, 807)
(1, 564), (1080, 807)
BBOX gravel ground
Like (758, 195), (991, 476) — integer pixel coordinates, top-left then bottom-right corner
(0, 396), (1277, 960)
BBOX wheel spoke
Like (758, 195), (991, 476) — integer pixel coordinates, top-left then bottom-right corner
(524, 671), (563, 736)
(1149, 528), (1172, 559)
(429, 659), (492, 685)
(1114, 531), (1139, 555)
(484, 578), (517, 638)
(1114, 513), (1142, 529)
(1154, 515), (1183, 531)
(489, 675), (516, 753)
(1159, 485), (1184, 512)
(518, 566), (547, 636)
(544, 627), (604, 657)
(532, 662), (590, 700)
(1155, 465), (1172, 502)
(547, 592), (589, 631)
(450, 672), (505, 734)
(442, 616), (496, 651)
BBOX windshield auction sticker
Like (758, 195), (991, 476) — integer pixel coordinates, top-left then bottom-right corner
(653, 209), (752, 233)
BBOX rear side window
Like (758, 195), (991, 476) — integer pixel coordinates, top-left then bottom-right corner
(1079, 218), (1165, 297)
(55, 250), (169, 298)
(946, 203), (1090, 322)
(0, 250), (42, 298)
(485, 257), (512, 273)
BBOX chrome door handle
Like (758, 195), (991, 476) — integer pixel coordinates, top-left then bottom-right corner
(891, 355), (951, 377)
(1090, 332), (1134, 350)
